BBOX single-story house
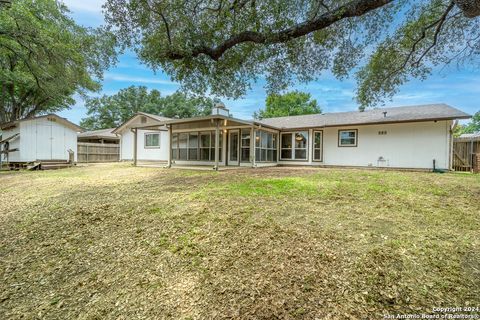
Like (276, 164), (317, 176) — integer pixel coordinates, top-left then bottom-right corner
(125, 103), (470, 171)
(77, 128), (119, 144)
(112, 112), (171, 162)
(0, 114), (83, 164)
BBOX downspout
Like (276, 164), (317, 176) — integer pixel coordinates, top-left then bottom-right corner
(132, 128), (137, 166)
(167, 125), (172, 168)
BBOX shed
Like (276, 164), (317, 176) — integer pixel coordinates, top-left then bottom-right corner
(0, 114), (83, 164)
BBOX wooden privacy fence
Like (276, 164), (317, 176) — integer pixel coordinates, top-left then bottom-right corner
(453, 138), (480, 172)
(77, 142), (120, 163)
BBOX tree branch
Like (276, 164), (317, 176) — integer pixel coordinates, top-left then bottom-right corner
(413, 1), (455, 66)
(167, 0), (393, 61)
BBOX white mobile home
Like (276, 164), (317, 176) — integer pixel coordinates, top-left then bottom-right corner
(128, 104), (470, 171)
(112, 112), (171, 162)
(0, 114), (83, 164)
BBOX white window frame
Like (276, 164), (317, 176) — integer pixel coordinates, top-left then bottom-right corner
(338, 129), (358, 147)
(280, 131), (308, 160)
(313, 130), (323, 162)
(144, 133), (160, 148)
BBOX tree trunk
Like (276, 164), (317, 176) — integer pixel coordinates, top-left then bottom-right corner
(454, 0), (480, 17)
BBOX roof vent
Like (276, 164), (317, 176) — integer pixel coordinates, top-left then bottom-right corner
(211, 102), (230, 117)
(383, 111), (387, 118)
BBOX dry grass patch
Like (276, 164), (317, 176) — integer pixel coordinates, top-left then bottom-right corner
(0, 164), (479, 319)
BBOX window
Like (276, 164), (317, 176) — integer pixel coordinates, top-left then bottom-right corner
(338, 129), (358, 147)
(281, 133), (292, 159)
(255, 130), (277, 162)
(171, 131), (222, 161)
(241, 129), (250, 162)
(280, 131), (308, 160)
(313, 131), (323, 161)
(145, 133), (160, 148)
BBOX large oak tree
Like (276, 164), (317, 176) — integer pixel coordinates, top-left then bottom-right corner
(0, 0), (116, 123)
(104, 0), (480, 109)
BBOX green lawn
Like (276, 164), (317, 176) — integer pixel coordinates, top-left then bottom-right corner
(0, 163), (479, 319)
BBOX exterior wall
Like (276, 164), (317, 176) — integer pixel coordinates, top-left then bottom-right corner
(118, 115), (169, 161)
(277, 120), (452, 170)
(120, 130), (134, 161)
(137, 130), (169, 161)
(119, 129), (169, 161)
(17, 117), (78, 162)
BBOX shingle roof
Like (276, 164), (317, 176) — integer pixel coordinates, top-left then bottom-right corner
(78, 128), (119, 140)
(459, 132), (480, 139)
(257, 104), (471, 129)
(457, 132), (480, 141)
(0, 114), (84, 132)
(112, 112), (171, 134)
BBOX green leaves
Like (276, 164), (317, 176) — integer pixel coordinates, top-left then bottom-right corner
(0, 0), (117, 123)
(105, 0), (480, 109)
(80, 86), (217, 130)
(254, 90), (322, 119)
(456, 110), (480, 135)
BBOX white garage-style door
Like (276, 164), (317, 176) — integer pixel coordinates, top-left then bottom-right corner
(35, 121), (67, 160)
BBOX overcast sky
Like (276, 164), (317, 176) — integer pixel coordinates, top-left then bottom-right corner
(59, 0), (479, 125)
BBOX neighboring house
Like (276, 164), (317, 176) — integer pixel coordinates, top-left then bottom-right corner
(128, 103), (470, 171)
(112, 112), (171, 161)
(0, 114), (83, 164)
(78, 128), (119, 144)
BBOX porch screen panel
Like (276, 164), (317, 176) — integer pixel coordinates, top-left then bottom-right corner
(171, 133), (178, 160)
(241, 129), (250, 162)
(200, 132), (210, 161)
(172, 130), (222, 162)
(178, 133), (188, 160)
(210, 131), (222, 162)
(255, 130), (277, 162)
(188, 133), (198, 160)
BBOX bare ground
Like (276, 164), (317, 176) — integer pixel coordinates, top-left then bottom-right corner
(0, 163), (479, 319)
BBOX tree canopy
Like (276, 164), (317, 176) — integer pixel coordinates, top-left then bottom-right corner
(0, 0), (116, 123)
(80, 86), (217, 130)
(254, 91), (322, 119)
(456, 110), (480, 135)
(104, 0), (480, 109)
